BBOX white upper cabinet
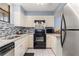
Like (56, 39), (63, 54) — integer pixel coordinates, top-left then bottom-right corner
(25, 16), (54, 27)
(45, 16), (54, 27)
(25, 16), (35, 27)
(10, 4), (25, 26)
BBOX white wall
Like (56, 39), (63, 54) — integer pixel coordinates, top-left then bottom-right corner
(54, 15), (61, 32)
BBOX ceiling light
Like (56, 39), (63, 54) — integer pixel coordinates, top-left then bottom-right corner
(35, 3), (47, 5)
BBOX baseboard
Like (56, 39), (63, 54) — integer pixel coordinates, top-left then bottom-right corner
(28, 47), (52, 49)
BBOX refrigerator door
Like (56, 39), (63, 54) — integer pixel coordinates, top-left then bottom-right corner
(64, 4), (79, 29)
(62, 4), (79, 56)
(62, 31), (79, 56)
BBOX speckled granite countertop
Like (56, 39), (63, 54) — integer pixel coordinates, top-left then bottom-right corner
(0, 34), (28, 47)
(0, 33), (60, 47)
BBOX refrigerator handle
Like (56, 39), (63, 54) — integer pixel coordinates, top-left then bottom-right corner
(60, 16), (63, 47)
(61, 14), (67, 47)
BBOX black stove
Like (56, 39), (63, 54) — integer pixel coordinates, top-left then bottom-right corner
(34, 29), (46, 49)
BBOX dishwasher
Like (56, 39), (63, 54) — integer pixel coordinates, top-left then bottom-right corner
(0, 42), (15, 56)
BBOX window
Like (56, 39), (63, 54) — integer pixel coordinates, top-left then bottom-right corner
(0, 4), (10, 23)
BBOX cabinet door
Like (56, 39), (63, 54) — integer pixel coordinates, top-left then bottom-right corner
(24, 36), (28, 50)
(14, 12), (25, 26)
(13, 12), (21, 26)
(45, 16), (54, 27)
(51, 36), (57, 54)
(15, 43), (24, 56)
(28, 35), (33, 48)
(46, 35), (52, 48)
(25, 16), (35, 27)
(20, 40), (26, 56)
(10, 4), (25, 27)
(22, 15), (26, 27)
(46, 35), (57, 49)
(20, 12), (26, 27)
(15, 37), (27, 56)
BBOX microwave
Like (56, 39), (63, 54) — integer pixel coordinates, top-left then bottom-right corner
(46, 27), (54, 33)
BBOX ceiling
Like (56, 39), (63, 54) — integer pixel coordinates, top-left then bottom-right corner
(21, 3), (62, 12)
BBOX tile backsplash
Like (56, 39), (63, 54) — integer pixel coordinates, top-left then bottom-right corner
(0, 21), (15, 37)
(0, 21), (29, 37)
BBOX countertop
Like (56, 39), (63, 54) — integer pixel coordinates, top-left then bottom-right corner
(0, 33), (60, 47)
(0, 34), (28, 47)
(46, 33), (60, 37)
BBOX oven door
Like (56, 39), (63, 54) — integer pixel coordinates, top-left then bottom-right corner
(34, 34), (46, 49)
(34, 34), (46, 42)
(35, 36), (44, 42)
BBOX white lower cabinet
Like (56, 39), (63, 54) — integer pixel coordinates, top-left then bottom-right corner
(14, 34), (57, 56)
(25, 36), (28, 50)
(15, 36), (28, 56)
(51, 36), (57, 54)
(46, 35), (57, 54)
(15, 44), (23, 56)
(46, 35), (52, 48)
(28, 35), (33, 48)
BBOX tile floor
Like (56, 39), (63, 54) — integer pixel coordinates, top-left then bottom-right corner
(26, 49), (56, 56)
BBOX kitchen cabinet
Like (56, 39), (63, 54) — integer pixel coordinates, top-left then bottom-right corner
(25, 16), (54, 27)
(28, 34), (33, 48)
(51, 36), (57, 53)
(13, 11), (24, 26)
(46, 34), (57, 53)
(10, 4), (25, 26)
(46, 34), (61, 55)
(15, 36), (28, 56)
(25, 36), (28, 50)
(55, 36), (62, 56)
(46, 35), (51, 48)
(46, 18), (54, 27)
(25, 16), (35, 27)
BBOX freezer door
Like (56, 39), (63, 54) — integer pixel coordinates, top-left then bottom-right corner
(62, 31), (79, 56)
(64, 4), (79, 29)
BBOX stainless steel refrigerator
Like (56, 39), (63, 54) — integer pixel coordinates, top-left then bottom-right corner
(61, 4), (79, 56)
